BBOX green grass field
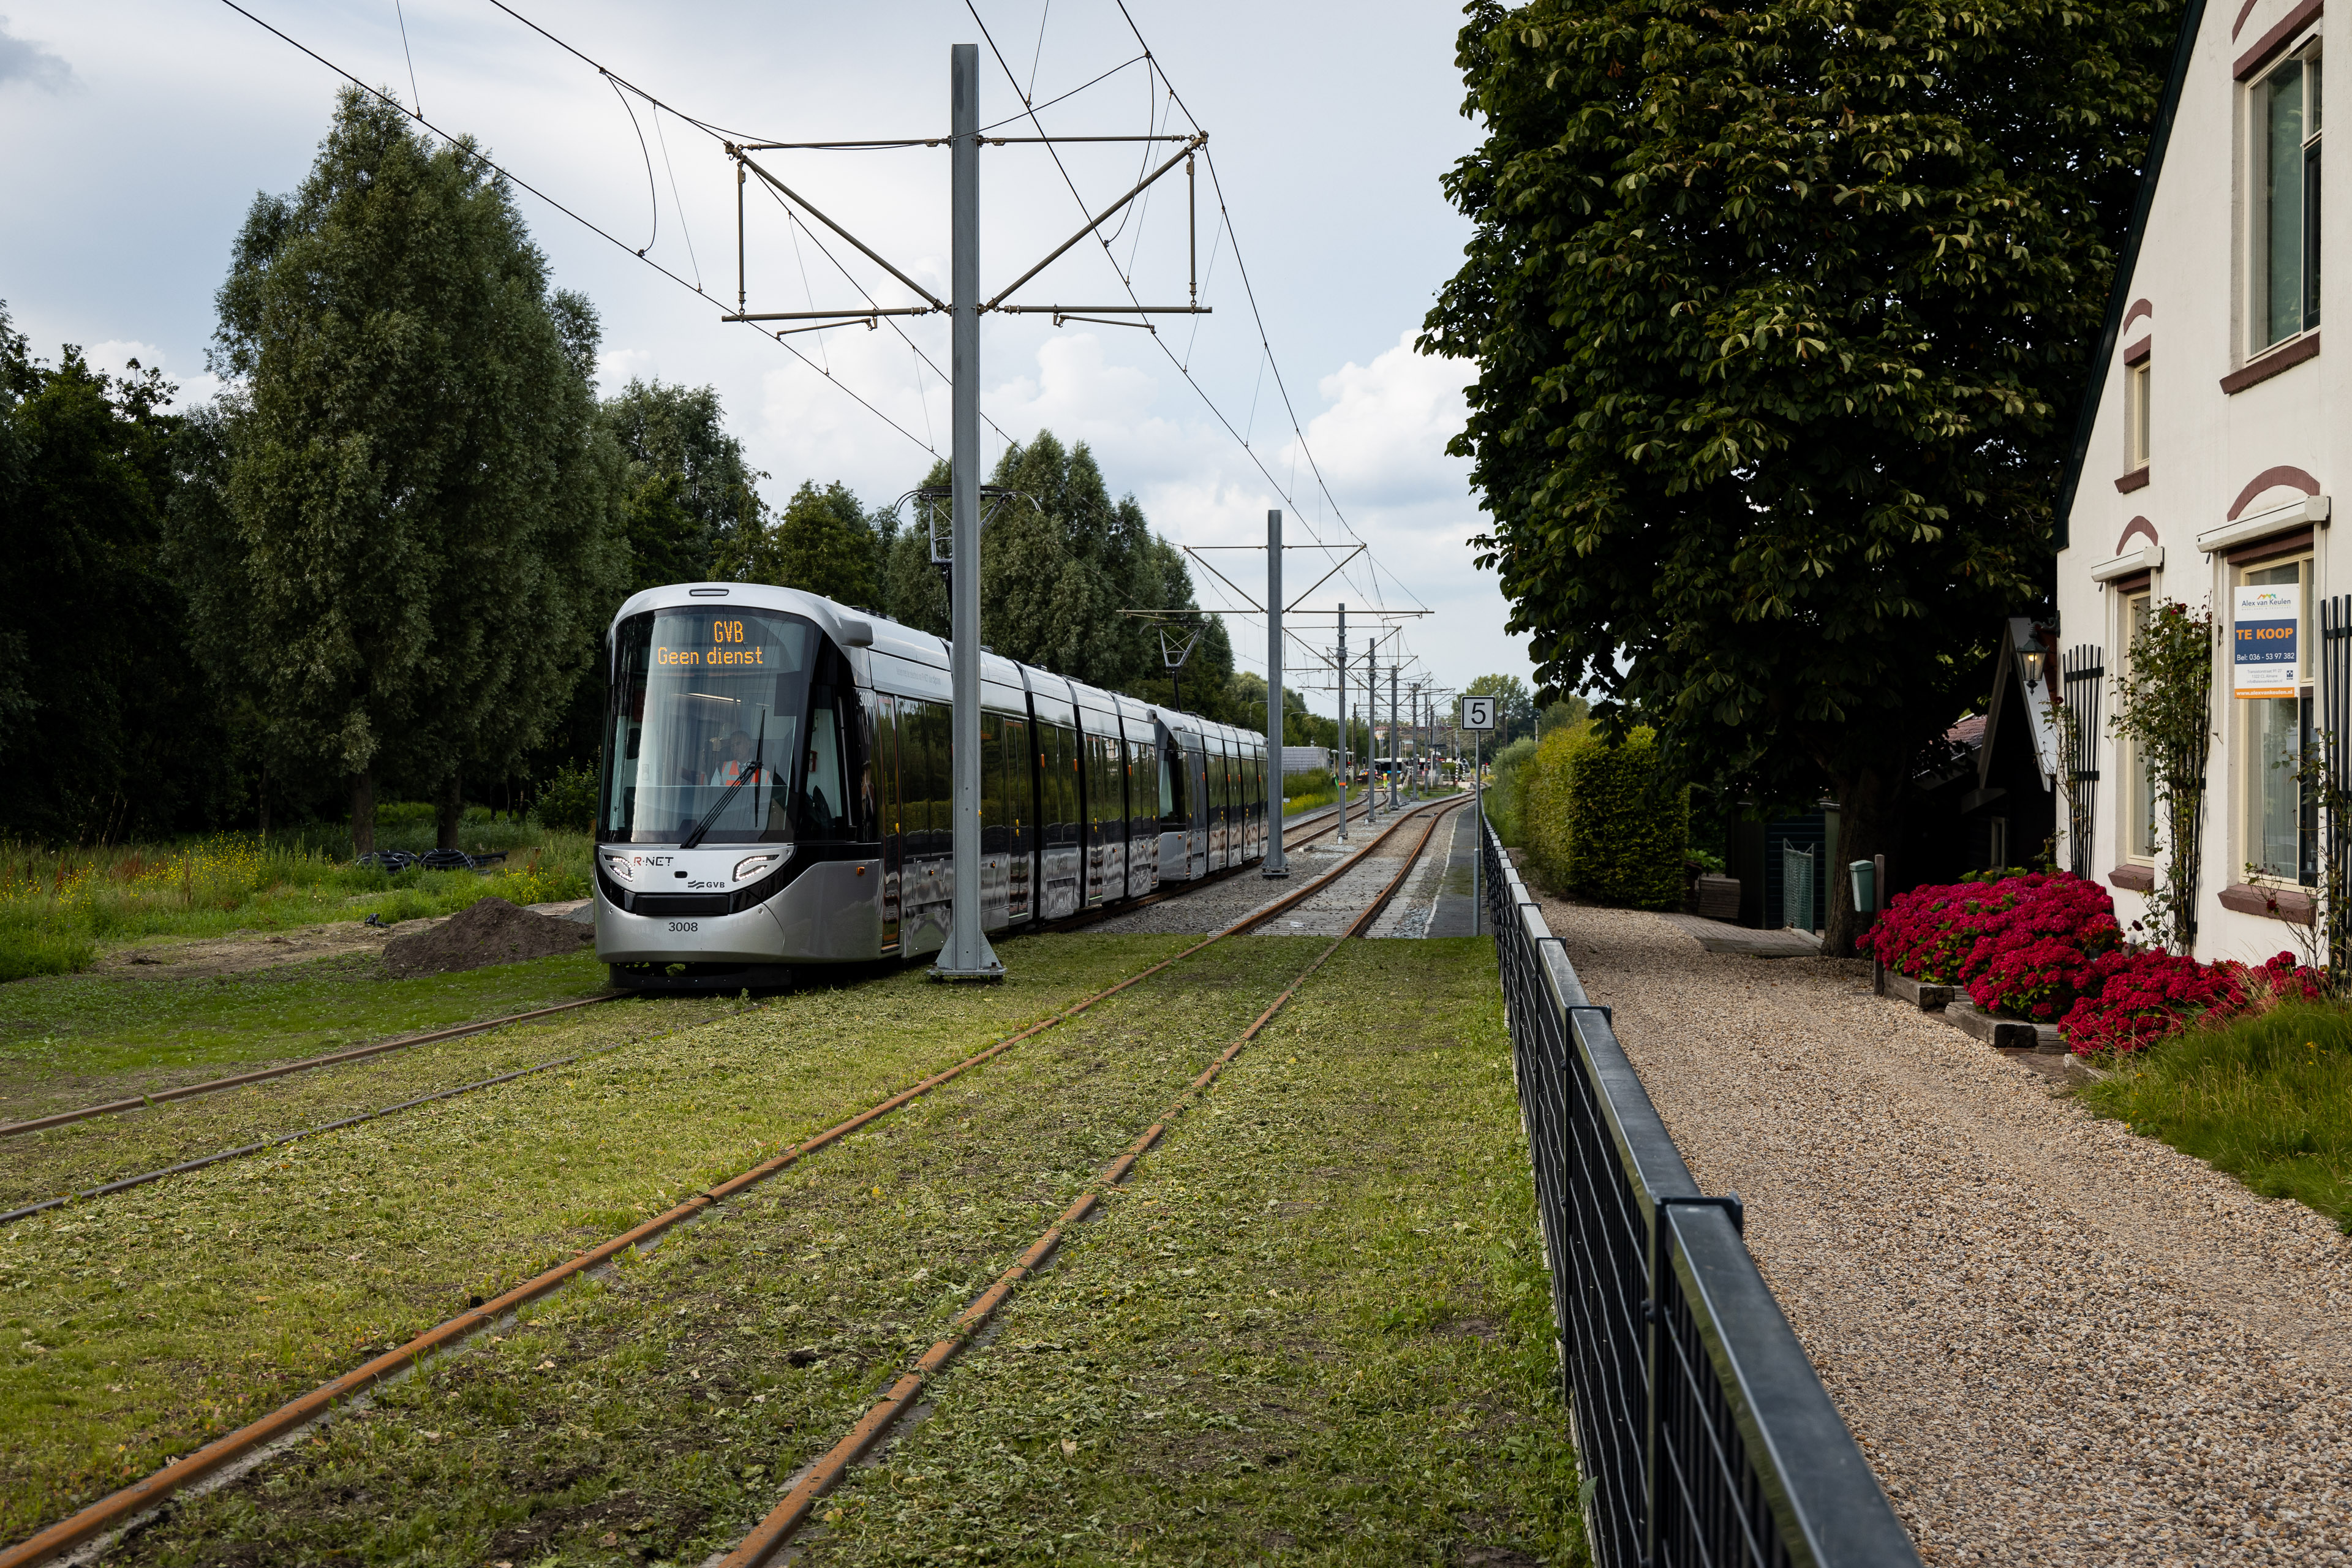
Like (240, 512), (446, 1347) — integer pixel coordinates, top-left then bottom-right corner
(0, 949), (611, 1091)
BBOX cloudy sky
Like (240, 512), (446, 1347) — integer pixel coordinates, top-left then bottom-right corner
(0, 1), (1531, 720)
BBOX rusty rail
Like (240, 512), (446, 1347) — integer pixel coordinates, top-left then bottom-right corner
(0, 797), (1459, 1568)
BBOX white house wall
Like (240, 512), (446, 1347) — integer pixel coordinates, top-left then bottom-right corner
(2057, 0), (2336, 963)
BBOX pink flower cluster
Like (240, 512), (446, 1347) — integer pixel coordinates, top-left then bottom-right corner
(1869, 873), (2120, 1020)
(2058, 949), (2321, 1055)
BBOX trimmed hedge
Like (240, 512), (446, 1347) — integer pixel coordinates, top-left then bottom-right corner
(1513, 723), (1686, 908)
(1519, 726), (1580, 886)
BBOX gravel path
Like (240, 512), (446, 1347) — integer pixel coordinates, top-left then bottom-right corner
(1533, 895), (2352, 1566)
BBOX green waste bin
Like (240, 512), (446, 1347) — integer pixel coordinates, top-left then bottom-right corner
(1849, 859), (1876, 915)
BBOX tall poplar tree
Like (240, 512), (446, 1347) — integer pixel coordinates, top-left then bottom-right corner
(209, 90), (624, 853)
(1423, 0), (2177, 951)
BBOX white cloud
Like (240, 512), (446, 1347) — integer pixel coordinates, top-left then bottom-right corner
(597, 346), (660, 395)
(1283, 329), (1471, 508)
(82, 337), (223, 409)
(0, 15), (73, 92)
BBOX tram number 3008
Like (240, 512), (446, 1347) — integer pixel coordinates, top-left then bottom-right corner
(668, 921), (700, 933)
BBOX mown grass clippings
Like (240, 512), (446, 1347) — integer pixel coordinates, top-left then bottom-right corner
(64, 933), (1319, 1565)
(2081, 997), (2352, 1229)
(798, 938), (1583, 1566)
(0, 949), (612, 1115)
(0, 988), (734, 1212)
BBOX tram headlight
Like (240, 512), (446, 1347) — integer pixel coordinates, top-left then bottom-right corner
(600, 852), (635, 882)
(734, 851), (787, 881)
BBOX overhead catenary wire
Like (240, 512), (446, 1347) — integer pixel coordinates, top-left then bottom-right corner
(213, 0), (941, 457)
(962, 2), (1414, 619)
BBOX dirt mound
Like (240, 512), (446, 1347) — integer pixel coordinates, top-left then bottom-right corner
(382, 896), (594, 979)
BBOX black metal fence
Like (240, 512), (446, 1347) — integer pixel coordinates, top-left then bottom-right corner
(2061, 644), (2103, 880)
(1483, 820), (1920, 1568)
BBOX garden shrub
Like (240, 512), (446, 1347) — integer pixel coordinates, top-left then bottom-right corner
(1518, 723), (1585, 891)
(533, 760), (600, 834)
(1484, 737), (1538, 845)
(2061, 949), (2320, 1055)
(1558, 726), (1687, 909)
(1871, 872), (2121, 1020)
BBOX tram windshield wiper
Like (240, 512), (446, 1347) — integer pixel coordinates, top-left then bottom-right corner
(679, 712), (767, 851)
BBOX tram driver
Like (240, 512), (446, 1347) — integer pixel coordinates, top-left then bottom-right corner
(716, 731), (767, 786)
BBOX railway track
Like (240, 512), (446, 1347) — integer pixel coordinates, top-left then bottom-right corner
(3, 791), (1439, 1148)
(0, 796), (1466, 1568)
(0, 794), (1444, 1221)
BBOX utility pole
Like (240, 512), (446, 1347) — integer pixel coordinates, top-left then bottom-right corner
(936, 43), (1000, 981)
(1373, 658), (1392, 809)
(1335, 604), (1348, 842)
(1264, 508), (1287, 877)
(1365, 639), (1380, 821)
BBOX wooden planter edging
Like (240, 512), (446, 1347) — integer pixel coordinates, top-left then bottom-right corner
(1875, 963), (2065, 1052)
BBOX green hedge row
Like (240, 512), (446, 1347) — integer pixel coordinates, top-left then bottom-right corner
(1511, 724), (1687, 910)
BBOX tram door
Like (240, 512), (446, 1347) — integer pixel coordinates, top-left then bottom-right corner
(879, 695), (901, 950)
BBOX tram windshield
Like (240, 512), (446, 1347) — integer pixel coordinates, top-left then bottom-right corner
(601, 608), (818, 845)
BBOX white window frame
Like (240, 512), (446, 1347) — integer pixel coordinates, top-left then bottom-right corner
(2120, 588), (2159, 862)
(2250, 40), (2324, 356)
(2125, 357), (2152, 472)
(2233, 550), (2316, 888)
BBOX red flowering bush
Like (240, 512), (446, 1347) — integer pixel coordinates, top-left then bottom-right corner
(1871, 873), (2120, 1019)
(1961, 876), (2123, 1020)
(2058, 949), (2325, 1055)
(1869, 878), (2034, 984)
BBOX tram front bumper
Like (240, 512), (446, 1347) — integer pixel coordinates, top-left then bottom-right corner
(594, 889), (787, 967)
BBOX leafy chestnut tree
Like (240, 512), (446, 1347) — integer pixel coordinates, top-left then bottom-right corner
(1422, 0), (2179, 952)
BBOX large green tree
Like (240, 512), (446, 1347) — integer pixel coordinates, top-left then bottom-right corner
(603, 378), (765, 592)
(207, 90), (625, 853)
(0, 312), (236, 840)
(1423, 0), (2177, 952)
(740, 479), (882, 607)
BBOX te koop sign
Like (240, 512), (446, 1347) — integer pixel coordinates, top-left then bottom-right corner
(2234, 583), (2301, 698)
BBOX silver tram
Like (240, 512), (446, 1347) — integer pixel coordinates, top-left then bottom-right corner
(590, 582), (1269, 989)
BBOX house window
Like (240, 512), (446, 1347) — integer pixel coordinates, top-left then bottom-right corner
(2125, 358), (2151, 470)
(2259, 49), (2323, 350)
(2238, 556), (2317, 884)
(2124, 591), (2158, 858)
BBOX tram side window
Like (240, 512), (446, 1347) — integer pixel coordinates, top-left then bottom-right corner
(803, 695), (848, 840)
(998, 714), (1029, 854)
(921, 702), (951, 858)
(979, 712), (1007, 854)
(900, 701), (932, 856)
(1044, 723), (1080, 848)
(1096, 733), (1125, 835)
(1127, 741), (1150, 837)
(1160, 742), (1183, 826)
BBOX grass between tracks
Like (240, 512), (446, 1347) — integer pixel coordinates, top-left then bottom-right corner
(802, 938), (1580, 1566)
(0, 949), (612, 1112)
(17, 936), (1582, 1566)
(0, 933), (1191, 1544)
(0, 985), (738, 1212)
